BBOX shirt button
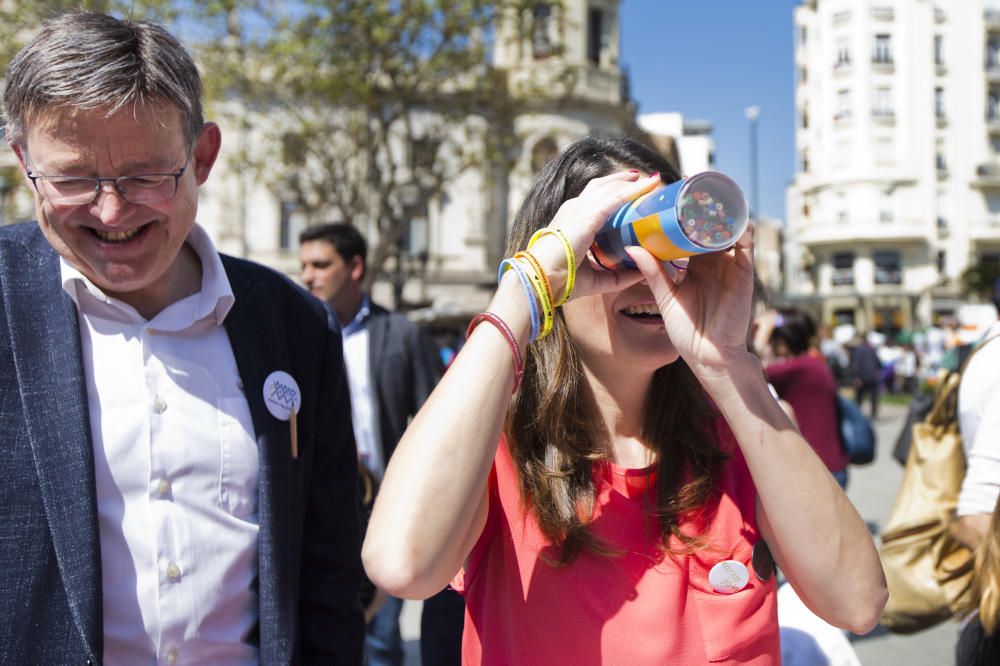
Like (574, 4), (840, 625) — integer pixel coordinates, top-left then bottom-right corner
(153, 396), (168, 414)
(157, 479), (172, 497)
(166, 563), (182, 582)
(166, 649), (179, 665)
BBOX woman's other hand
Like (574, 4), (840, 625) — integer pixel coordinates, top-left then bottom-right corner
(626, 224), (756, 377)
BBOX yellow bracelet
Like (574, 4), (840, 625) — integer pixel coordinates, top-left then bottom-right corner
(513, 253), (555, 339)
(527, 227), (576, 306)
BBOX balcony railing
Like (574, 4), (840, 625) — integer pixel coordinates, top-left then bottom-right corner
(871, 6), (894, 21)
(872, 109), (895, 124)
(875, 268), (903, 285)
(832, 269), (855, 286)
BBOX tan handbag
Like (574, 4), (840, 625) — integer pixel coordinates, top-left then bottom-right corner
(878, 365), (975, 633)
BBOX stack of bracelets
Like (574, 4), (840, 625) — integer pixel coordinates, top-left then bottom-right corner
(466, 228), (576, 393)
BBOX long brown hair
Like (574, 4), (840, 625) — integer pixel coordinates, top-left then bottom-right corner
(504, 135), (728, 565)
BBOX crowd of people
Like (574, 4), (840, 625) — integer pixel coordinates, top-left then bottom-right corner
(0, 10), (996, 666)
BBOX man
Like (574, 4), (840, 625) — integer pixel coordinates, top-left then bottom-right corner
(0, 12), (363, 664)
(849, 334), (882, 419)
(300, 224), (458, 666)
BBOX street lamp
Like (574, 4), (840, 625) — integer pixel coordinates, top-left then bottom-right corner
(744, 105), (760, 221)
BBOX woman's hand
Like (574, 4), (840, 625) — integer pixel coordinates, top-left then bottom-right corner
(528, 171), (662, 301)
(626, 225), (756, 377)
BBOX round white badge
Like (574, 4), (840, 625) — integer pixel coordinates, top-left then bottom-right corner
(263, 371), (301, 421)
(709, 559), (750, 594)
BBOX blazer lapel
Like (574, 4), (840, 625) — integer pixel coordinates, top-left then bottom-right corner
(2, 233), (102, 660)
(366, 304), (388, 381)
(221, 258), (301, 664)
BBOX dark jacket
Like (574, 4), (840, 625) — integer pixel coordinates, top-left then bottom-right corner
(365, 302), (444, 464)
(850, 342), (883, 384)
(0, 222), (364, 665)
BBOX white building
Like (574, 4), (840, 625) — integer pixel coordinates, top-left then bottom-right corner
(786, 0), (1000, 333)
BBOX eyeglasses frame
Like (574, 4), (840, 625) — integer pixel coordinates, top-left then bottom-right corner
(18, 142), (194, 206)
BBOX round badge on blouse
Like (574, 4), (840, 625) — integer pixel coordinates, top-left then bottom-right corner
(709, 559), (750, 594)
(263, 371), (301, 421)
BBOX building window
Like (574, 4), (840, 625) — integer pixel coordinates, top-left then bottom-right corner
(832, 252), (855, 286)
(800, 107), (810, 129)
(531, 137), (559, 173)
(835, 39), (851, 68)
(935, 35), (944, 65)
(798, 65), (808, 85)
(587, 7), (604, 66)
(837, 210), (849, 224)
(835, 89), (852, 121)
(798, 25), (807, 46)
(879, 208), (894, 223)
(873, 87), (893, 117)
(935, 87), (945, 119)
(937, 250), (947, 274)
(936, 150), (947, 171)
(279, 201), (296, 251)
(990, 37), (1000, 69)
(532, 3), (554, 59)
(874, 250), (903, 284)
(873, 34), (893, 64)
(800, 149), (810, 172)
(990, 91), (1000, 122)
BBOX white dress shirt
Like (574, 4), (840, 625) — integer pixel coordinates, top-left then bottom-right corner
(958, 322), (1000, 517)
(341, 295), (385, 479)
(63, 224), (259, 666)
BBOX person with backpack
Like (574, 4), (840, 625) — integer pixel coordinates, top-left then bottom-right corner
(849, 335), (883, 420)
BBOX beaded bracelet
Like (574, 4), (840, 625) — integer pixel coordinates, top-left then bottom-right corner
(527, 227), (576, 305)
(466, 312), (524, 393)
(513, 251), (555, 339)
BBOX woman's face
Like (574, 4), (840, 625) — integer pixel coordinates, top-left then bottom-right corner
(561, 280), (680, 377)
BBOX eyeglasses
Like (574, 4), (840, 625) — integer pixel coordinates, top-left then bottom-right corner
(22, 146), (193, 206)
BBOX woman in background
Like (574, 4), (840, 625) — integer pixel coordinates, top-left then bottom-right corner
(763, 308), (849, 488)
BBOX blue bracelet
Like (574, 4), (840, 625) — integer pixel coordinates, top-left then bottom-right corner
(498, 257), (541, 342)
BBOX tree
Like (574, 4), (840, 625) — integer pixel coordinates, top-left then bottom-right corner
(187, 0), (527, 298)
(960, 258), (1000, 303)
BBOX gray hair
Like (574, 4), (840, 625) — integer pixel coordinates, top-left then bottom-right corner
(3, 11), (203, 146)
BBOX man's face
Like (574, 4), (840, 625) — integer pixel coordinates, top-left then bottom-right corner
(15, 102), (219, 309)
(300, 239), (363, 308)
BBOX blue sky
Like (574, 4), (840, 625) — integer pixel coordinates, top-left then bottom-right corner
(620, 0), (800, 222)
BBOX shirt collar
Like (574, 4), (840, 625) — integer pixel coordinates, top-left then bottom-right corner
(342, 294), (372, 336)
(60, 223), (235, 326)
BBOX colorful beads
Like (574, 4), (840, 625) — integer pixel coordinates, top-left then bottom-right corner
(678, 189), (742, 249)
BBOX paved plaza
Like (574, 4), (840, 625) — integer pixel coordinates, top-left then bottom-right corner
(398, 399), (960, 664)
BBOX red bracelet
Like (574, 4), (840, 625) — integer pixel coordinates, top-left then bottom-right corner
(466, 312), (524, 393)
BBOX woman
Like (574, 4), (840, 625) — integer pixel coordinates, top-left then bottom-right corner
(763, 308), (849, 487)
(363, 136), (886, 663)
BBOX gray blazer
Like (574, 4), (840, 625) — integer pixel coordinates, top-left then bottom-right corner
(0, 223), (364, 665)
(365, 302), (444, 465)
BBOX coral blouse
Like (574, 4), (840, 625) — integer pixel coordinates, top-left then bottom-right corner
(452, 421), (779, 665)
